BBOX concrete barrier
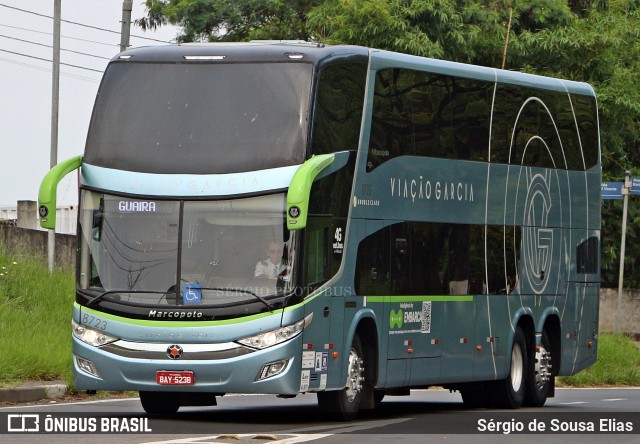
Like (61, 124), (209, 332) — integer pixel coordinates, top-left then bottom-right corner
(599, 288), (640, 337)
(0, 224), (75, 270)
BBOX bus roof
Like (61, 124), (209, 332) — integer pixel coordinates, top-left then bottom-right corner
(369, 49), (596, 97)
(114, 42), (369, 65)
(114, 42), (595, 97)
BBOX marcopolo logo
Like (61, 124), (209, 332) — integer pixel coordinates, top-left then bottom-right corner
(390, 309), (403, 329)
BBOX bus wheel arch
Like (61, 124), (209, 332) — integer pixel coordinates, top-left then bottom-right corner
(317, 332), (364, 420)
(317, 317), (378, 419)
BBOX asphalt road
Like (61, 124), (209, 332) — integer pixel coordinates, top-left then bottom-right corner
(1, 387), (639, 443)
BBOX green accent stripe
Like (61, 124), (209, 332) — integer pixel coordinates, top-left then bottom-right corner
(74, 289), (329, 328)
(77, 303), (279, 327)
(366, 295), (474, 303)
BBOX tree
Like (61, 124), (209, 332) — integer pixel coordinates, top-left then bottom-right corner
(138, 0), (640, 288)
(137, 0), (318, 42)
(516, 0), (640, 287)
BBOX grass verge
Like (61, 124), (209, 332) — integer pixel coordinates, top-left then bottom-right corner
(0, 251), (74, 386)
(559, 333), (640, 386)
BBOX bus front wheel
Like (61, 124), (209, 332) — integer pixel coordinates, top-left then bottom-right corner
(139, 391), (180, 415)
(317, 334), (365, 421)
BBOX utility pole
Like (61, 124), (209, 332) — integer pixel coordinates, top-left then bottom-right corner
(616, 170), (631, 333)
(120, 0), (132, 53)
(501, 7), (513, 70)
(48, 0), (61, 273)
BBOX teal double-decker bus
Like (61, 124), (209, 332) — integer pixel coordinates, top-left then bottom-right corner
(39, 42), (600, 420)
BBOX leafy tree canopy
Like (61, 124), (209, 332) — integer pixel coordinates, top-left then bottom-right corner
(138, 0), (640, 287)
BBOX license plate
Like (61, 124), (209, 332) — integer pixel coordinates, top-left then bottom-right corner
(156, 371), (195, 385)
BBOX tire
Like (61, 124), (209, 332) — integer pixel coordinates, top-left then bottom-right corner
(317, 334), (365, 421)
(493, 327), (527, 409)
(139, 391), (180, 415)
(524, 330), (554, 407)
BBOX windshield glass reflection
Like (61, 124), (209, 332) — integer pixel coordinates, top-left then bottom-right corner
(78, 191), (296, 307)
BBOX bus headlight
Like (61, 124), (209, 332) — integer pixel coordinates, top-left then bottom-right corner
(72, 320), (118, 347)
(237, 314), (311, 349)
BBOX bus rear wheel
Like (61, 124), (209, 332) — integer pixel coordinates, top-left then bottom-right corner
(493, 327), (527, 409)
(139, 391), (180, 415)
(317, 334), (365, 421)
(524, 330), (554, 407)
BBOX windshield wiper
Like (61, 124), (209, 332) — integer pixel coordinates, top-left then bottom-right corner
(84, 287), (275, 312)
(199, 287), (274, 312)
(85, 289), (166, 308)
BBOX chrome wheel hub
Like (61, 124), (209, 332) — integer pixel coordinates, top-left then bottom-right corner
(510, 342), (524, 391)
(345, 347), (364, 402)
(534, 345), (552, 391)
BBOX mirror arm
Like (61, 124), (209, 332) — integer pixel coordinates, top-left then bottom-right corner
(286, 154), (335, 230)
(38, 155), (83, 229)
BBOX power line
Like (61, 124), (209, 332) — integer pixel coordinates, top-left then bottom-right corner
(0, 48), (103, 73)
(0, 56), (100, 83)
(0, 3), (172, 43)
(0, 33), (111, 60)
(0, 22), (119, 48)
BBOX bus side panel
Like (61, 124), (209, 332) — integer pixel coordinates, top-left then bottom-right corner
(474, 296), (502, 381)
(300, 291), (335, 392)
(440, 298), (476, 383)
(559, 282), (599, 375)
(383, 297), (443, 386)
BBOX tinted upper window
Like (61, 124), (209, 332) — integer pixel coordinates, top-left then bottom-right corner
(367, 68), (598, 171)
(84, 62), (312, 174)
(491, 84), (598, 170)
(367, 68), (492, 171)
(312, 62), (367, 156)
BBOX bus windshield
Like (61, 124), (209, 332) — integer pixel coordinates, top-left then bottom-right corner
(84, 61), (311, 174)
(78, 190), (297, 307)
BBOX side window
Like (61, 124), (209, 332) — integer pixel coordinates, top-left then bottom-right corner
(302, 155), (356, 293)
(367, 68), (492, 171)
(355, 222), (484, 295)
(485, 225), (521, 294)
(354, 224), (390, 296)
(571, 94), (599, 170)
(491, 84), (592, 171)
(577, 236), (599, 274)
(312, 62), (367, 156)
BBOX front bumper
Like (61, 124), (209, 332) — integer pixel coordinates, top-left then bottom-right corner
(72, 334), (304, 394)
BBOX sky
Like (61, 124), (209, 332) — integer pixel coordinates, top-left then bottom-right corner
(0, 0), (180, 207)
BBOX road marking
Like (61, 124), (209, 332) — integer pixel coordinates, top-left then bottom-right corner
(275, 417), (413, 435)
(143, 434), (332, 444)
(141, 419), (412, 444)
(602, 398), (627, 402)
(557, 401), (588, 405)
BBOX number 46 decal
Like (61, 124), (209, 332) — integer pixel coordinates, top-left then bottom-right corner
(333, 227), (344, 254)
